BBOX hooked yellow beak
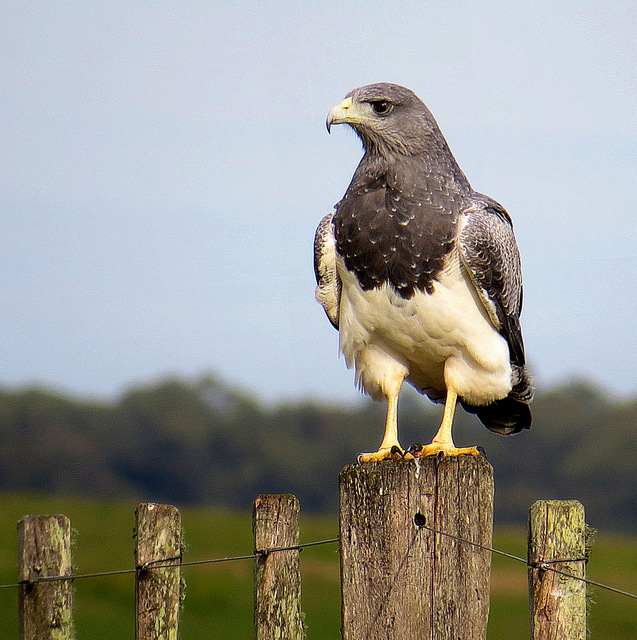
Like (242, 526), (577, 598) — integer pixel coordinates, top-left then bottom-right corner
(326, 97), (354, 133)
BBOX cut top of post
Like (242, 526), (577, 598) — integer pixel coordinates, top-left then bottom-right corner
(528, 500), (587, 564)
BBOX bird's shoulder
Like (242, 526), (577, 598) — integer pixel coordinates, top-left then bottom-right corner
(458, 193), (525, 365)
(314, 211), (340, 329)
(458, 194), (521, 293)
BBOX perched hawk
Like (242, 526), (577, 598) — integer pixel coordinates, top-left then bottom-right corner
(314, 83), (532, 461)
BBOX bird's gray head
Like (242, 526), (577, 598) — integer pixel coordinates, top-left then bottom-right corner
(326, 83), (444, 158)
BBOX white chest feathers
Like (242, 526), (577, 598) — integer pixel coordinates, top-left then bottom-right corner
(337, 249), (513, 406)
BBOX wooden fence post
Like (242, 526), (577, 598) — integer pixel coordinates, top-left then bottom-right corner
(528, 500), (587, 640)
(253, 494), (304, 640)
(17, 514), (74, 640)
(339, 457), (493, 640)
(135, 503), (182, 640)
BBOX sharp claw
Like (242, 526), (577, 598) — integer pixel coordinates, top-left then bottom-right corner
(436, 450), (445, 463)
(476, 445), (487, 459)
(406, 443), (423, 457)
(390, 445), (404, 458)
(358, 447), (405, 463)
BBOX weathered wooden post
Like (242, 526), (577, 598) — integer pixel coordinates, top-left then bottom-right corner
(135, 503), (182, 640)
(253, 494), (304, 640)
(528, 500), (587, 640)
(17, 514), (74, 640)
(340, 457), (493, 640)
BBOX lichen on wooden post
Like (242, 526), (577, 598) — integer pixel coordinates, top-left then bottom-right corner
(253, 494), (304, 640)
(339, 456), (494, 640)
(17, 514), (74, 640)
(528, 500), (587, 640)
(135, 503), (182, 640)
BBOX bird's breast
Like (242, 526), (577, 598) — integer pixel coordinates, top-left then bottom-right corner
(333, 183), (458, 298)
(337, 249), (512, 404)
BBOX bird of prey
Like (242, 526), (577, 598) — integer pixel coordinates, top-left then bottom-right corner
(314, 83), (532, 462)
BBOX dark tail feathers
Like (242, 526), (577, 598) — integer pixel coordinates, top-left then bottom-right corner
(462, 395), (532, 435)
(461, 371), (533, 435)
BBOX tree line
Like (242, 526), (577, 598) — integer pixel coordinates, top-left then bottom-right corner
(0, 373), (634, 530)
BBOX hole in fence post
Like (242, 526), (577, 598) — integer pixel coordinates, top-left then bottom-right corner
(414, 512), (427, 528)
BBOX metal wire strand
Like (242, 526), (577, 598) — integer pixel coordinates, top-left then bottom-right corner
(2, 528), (637, 602)
(0, 537), (339, 589)
(415, 522), (637, 601)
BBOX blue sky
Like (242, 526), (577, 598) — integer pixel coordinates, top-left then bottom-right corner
(1, 1), (636, 403)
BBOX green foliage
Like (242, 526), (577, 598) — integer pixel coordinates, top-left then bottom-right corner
(0, 374), (636, 528)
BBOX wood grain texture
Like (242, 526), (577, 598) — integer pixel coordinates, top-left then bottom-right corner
(135, 503), (182, 640)
(17, 514), (74, 640)
(339, 457), (493, 640)
(253, 494), (304, 640)
(528, 500), (587, 640)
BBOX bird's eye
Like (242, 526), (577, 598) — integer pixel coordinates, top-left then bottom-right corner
(370, 100), (391, 115)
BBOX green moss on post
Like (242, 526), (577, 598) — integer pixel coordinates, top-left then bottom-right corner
(18, 514), (74, 640)
(253, 494), (304, 640)
(135, 503), (182, 640)
(528, 500), (587, 640)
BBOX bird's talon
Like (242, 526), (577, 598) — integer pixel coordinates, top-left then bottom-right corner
(406, 443), (423, 457)
(476, 445), (487, 459)
(390, 445), (404, 458)
(410, 443), (481, 458)
(358, 446), (405, 462)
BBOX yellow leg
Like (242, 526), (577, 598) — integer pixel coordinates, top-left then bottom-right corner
(411, 388), (480, 458)
(358, 394), (407, 462)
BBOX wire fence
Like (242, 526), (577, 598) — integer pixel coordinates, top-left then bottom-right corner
(3, 524), (637, 602)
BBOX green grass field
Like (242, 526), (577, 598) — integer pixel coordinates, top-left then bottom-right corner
(0, 494), (636, 638)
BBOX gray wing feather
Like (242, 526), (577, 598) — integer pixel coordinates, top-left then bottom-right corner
(314, 211), (341, 329)
(459, 196), (525, 367)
